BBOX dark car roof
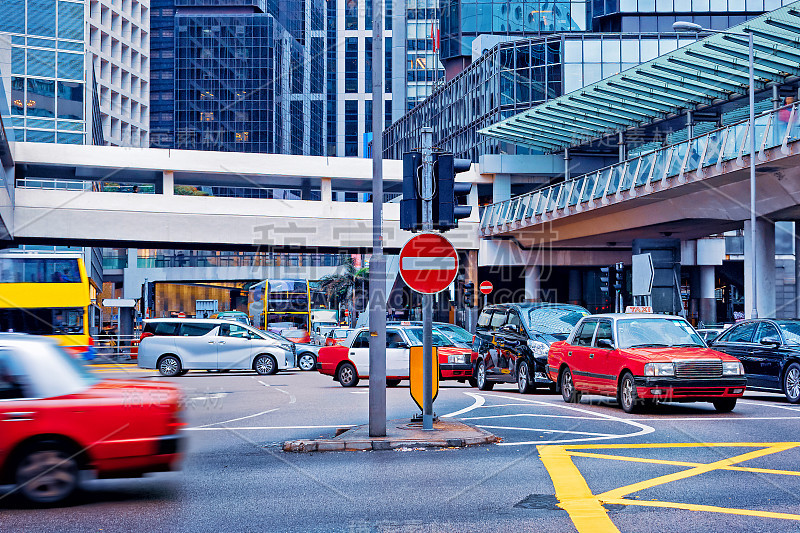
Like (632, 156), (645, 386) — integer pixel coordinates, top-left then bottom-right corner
(483, 302), (588, 312)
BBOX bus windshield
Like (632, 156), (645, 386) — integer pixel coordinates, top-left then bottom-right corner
(0, 257), (81, 283)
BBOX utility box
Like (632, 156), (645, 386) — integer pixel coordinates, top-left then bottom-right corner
(195, 299), (219, 319)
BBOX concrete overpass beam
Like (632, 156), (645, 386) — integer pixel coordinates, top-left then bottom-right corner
(568, 269), (582, 306)
(745, 219), (776, 319)
(493, 174), (511, 203)
(699, 265), (717, 325)
(524, 265), (540, 302)
(162, 170), (174, 196)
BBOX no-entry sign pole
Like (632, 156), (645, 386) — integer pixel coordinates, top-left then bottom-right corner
(420, 127), (434, 431)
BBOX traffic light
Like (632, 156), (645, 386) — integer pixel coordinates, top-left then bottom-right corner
(600, 266), (610, 293)
(401, 151), (423, 231)
(464, 281), (475, 308)
(614, 262), (624, 291)
(434, 154), (472, 232)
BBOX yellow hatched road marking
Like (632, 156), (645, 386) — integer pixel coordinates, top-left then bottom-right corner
(596, 443), (799, 500)
(539, 442), (800, 533)
(567, 450), (800, 477)
(538, 445), (620, 533)
(601, 498), (800, 521)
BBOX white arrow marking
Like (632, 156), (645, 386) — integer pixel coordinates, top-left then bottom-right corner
(402, 256), (456, 270)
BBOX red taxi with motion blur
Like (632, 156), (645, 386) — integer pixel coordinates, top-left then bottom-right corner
(316, 325), (473, 387)
(547, 314), (746, 413)
(0, 334), (183, 504)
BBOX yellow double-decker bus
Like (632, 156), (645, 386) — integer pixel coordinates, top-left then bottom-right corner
(247, 279), (311, 333)
(0, 253), (91, 354)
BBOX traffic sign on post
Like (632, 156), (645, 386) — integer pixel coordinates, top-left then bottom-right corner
(399, 233), (459, 295)
(409, 346), (439, 411)
(479, 281), (493, 295)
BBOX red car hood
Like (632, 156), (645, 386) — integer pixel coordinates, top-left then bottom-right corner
(618, 346), (738, 362)
(437, 346), (472, 355)
(72, 379), (182, 404)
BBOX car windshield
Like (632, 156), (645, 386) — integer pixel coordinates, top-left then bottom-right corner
(617, 318), (704, 349)
(252, 329), (285, 342)
(283, 329), (306, 337)
(435, 325), (472, 343)
(524, 307), (590, 335)
(13, 340), (101, 398)
(777, 321), (800, 345)
(404, 328), (452, 347)
(333, 330), (350, 338)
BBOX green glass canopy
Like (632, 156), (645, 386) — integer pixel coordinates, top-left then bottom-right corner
(480, 1), (800, 153)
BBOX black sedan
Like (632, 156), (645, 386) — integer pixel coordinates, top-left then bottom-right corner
(710, 319), (800, 403)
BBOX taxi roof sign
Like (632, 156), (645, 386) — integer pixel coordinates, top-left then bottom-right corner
(625, 306), (653, 313)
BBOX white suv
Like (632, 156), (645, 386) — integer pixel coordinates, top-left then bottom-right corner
(138, 318), (295, 377)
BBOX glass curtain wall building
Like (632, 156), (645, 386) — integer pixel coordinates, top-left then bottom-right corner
(0, 0), (92, 144)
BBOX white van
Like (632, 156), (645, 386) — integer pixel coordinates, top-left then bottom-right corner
(138, 318), (295, 377)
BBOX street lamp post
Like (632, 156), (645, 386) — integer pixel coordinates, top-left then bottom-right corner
(673, 21), (758, 318)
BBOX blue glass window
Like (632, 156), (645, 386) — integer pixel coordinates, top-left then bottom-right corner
(27, 0), (56, 37)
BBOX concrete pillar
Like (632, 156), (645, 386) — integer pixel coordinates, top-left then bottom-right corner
(568, 269), (582, 306)
(524, 265), (541, 302)
(119, 307), (134, 337)
(795, 222), (800, 319)
(464, 250), (479, 331)
(744, 219), (776, 319)
(493, 174), (511, 203)
(320, 177), (332, 203)
(162, 170), (174, 196)
(699, 265), (717, 325)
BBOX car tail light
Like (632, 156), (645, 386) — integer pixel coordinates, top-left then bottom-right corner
(64, 345), (88, 357)
(140, 331), (154, 341)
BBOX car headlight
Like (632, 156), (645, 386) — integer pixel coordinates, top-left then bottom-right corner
(644, 362), (675, 377)
(723, 361), (744, 376)
(448, 353), (470, 364)
(527, 339), (549, 359)
(280, 343), (292, 351)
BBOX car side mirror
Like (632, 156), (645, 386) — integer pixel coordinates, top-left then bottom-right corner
(501, 324), (519, 334)
(760, 336), (781, 347)
(596, 338), (614, 350)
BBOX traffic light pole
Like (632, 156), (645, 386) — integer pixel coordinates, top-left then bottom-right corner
(368, 0), (386, 438)
(420, 127), (434, 431)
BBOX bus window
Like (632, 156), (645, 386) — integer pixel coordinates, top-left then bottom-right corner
(0, 258), (81, 283)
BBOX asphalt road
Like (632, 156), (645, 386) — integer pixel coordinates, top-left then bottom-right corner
(4, 366), (800, 532)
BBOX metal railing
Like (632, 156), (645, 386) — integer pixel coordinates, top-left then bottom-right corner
(481, 102), (800, 233)
(93, 334), (140, 361)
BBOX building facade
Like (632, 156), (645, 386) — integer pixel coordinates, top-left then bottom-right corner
(87, 0), (151, 147)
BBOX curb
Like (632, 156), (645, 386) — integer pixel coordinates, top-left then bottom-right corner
(283, 424), (498, 453)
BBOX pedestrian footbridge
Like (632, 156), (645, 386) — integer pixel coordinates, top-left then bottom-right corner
(480, 103), (800, 248)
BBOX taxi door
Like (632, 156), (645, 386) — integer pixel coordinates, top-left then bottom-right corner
(587, 319), (616, 394)
(566, 319), (597, 390)
(385, 329), (410, 377)
(0, 350), (36, 463)
(348, 330), (372, 376)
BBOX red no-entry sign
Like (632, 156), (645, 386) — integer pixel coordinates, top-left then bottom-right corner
(479, 281), (493, 295)
(399, 233), (459, 294)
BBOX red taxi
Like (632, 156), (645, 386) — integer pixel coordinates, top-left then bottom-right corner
(0, 335), (183, 504)
(547, 314), (746, 413)
(317, 326), (472, 387)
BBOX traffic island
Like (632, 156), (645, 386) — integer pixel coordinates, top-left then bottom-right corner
(283, 418), (498, 452)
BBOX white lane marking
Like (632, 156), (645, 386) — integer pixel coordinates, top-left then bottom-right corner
(194, 408), (280, 428)
(401, 256), (456, 270)
(625, 416), (800, 421)
(258, 380), (296, 404)
(442, 391), (485, 417)
(460, 413), (610, 421)
(475, 425), (620, 437)
(477, 393), (654, 446)
(738, 400), (800, 412)
(350, 391), (369, 394)
(185, 424), (356, 431)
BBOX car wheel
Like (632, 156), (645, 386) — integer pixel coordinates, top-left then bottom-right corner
(560, 367), (582, 403)
(158, 355), (182, 377)
(517, 361), (534, 394)
(297, 352), (316, 372)
(386, 379), (401, 387)
(338, 362), (359, 387)
(15, 443), (80, 504)
(784, 362), (800, 404)
(476, 360), (494, 391)
(618, 372), (640, 414)
(254, 354), (278, 376)
(712, 398), (737, 413)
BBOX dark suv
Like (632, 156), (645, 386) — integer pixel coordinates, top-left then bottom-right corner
(473, 302), (590, 393)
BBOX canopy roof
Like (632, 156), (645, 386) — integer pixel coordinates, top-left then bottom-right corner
(480, 1), (800, 153)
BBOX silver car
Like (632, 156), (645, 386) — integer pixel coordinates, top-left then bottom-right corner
(138, 319), (295, 377)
